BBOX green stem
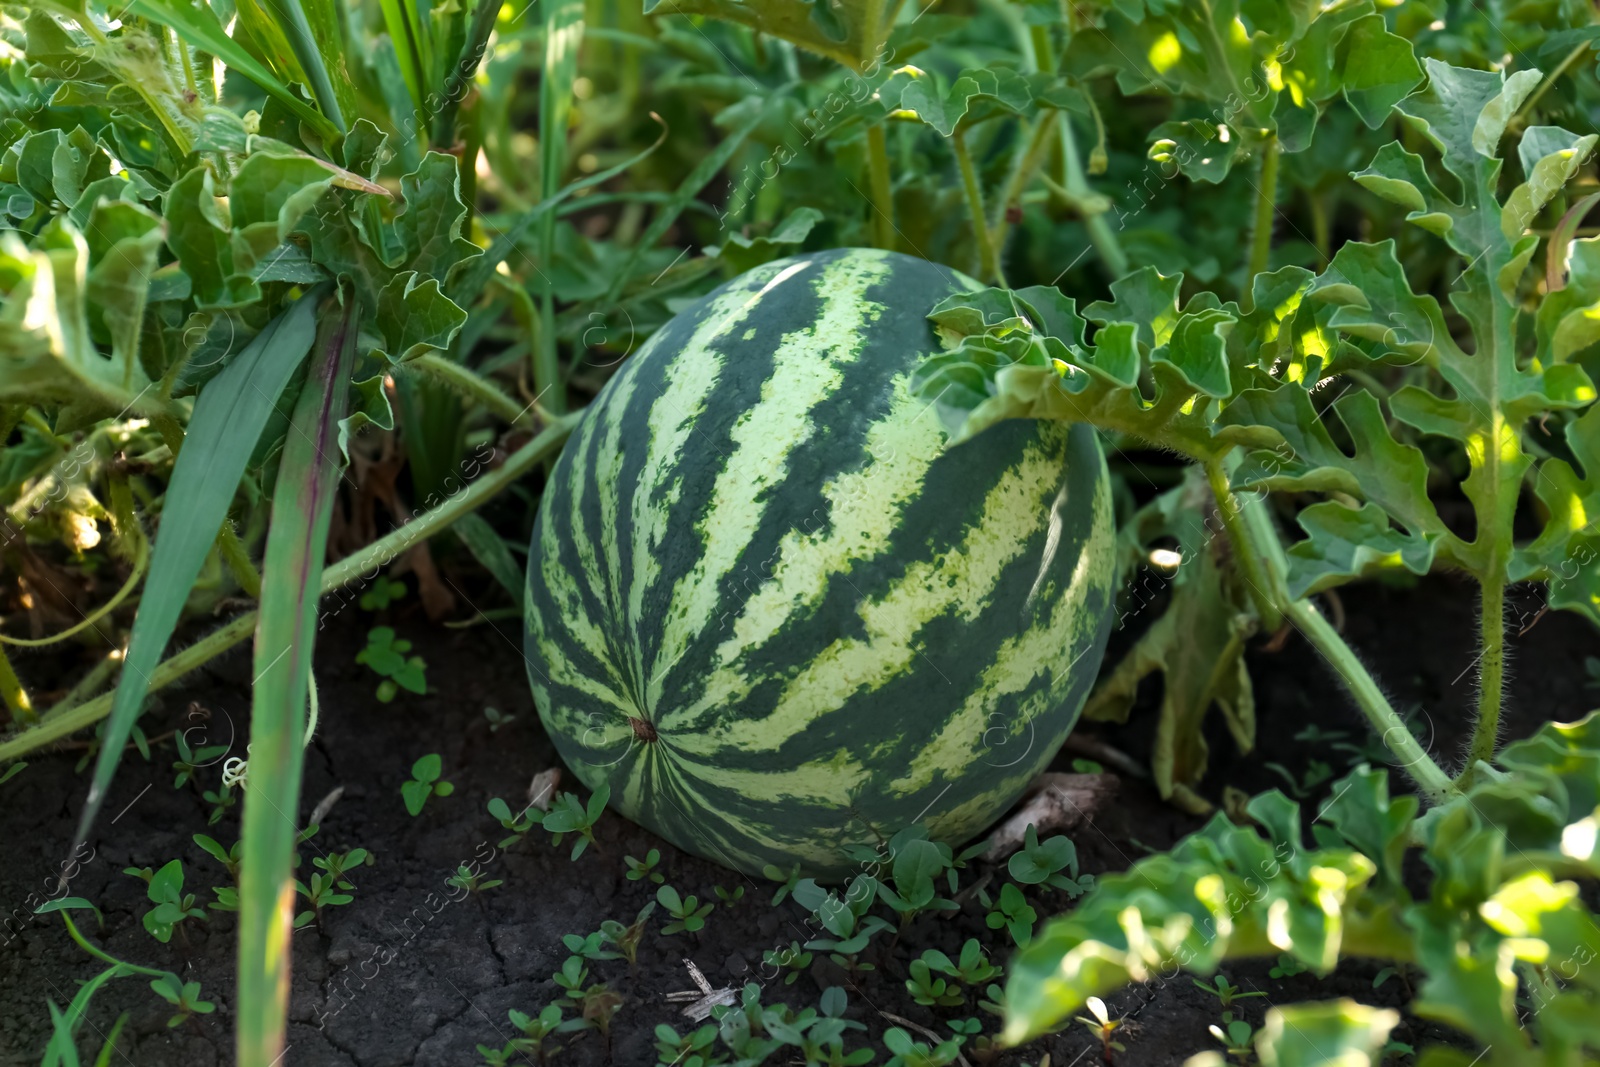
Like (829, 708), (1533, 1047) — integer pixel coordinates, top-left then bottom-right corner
(46, 646), (123, 718)
(1512, 41), (1592, 128)
(1466, 573), (1506, 769)
(59, 913), (171, 979)
(1039, 25), (1127, 278)
(217, 521), (262, 598)
(866, 124), (896, 251)
(953, 133), (1002, 284)
(0, 414), (582, 761)
(0, 646), (36, 726)
(1204, 455), (1284, 632)
(1309, 190), (1331, 269)
(988, 116), (1058, 261)
(1285, 598), (1452, 803)
(409, 352), (530, 424)
(1246, 134), (1281, 299)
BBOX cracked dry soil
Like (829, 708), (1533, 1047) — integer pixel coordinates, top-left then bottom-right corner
(0, 574), (1591, 1066)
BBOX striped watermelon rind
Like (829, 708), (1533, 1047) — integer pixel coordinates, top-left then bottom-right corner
(525, 248), (1115, 880)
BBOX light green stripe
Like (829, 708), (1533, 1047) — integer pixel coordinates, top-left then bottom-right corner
(648, 252), (894, 708)
(623, 263), (810, 706)
(673, 436), (1069, 755)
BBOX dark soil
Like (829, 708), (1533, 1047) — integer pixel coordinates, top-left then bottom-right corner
(0, 573), (1591, 1067)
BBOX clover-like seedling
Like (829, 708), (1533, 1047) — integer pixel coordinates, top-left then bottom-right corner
(401, 753), (454, 815)
(624, 848), (664, 883)
(906, 957), (963, 1008)
(359, 576), (407, 611)
(132, 860), (206, 945)
(763, 941), (813, 985)
(714, 884), (744, 905)
(446, 863), (503, 896)
(1008, 824), (1094, 898)
(1210, 1011), (1257, 1062)
(984, 882), (1037, 946)
(293, 871), (355, 930)
(150, 974), (215, 1028)
(1075, 996), (1126, 1065)
(793, 874), (893, 973)
(1193, 972), (1266, 1009)
(357, 626), (427, 702)
(486, 796), (541, 848)
(552, 956), (589, 1000)
(656, 884), (713, 935)
(313, 847), (371, 889)
(171, 731), (226, 791)
(1268, 953), (1309, 979)
(654, 1022), (720, 1067)
(542, 784), (609, 860)
(978, 983), (1005, 1018)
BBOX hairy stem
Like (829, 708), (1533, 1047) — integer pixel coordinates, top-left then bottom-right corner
(0, 646), (35, 726)
(866, 124), (896, 251)
(953, 133), (1002, 284)
(1285, 598), (1452, 803)
(988, 116), (1058, 261)
(1467, 573), (1506, 769)
(1246, 134), (1281, 295)
(0, 414), (582, 761)
(1204, 456), (1284, 632)
(409, 352), (530, 424)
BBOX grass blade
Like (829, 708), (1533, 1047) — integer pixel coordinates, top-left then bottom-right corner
(236, 293), (358, 1067)
(536, 0), (586, 413)
(74, 290), (323, 850)
(125, 0), (342, 142)
(450, 120), (667, 304)
(599, 92), (783, 306)
(261, 0), (350, 132)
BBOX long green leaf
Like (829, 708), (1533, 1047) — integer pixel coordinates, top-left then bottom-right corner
(261, 0), (350, 132)
(75, 291), (322, 849)
(236, 293), (357, 1067)
(124, 0), (342, 142)
(536, 0), (585, 413)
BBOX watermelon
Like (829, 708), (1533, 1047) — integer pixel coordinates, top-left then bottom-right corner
(524, 247), (1115, 879)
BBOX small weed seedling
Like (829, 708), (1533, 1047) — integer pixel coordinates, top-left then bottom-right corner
(654, 1022), (720, 1067)
(1263, 759), (1336, 799)
(507, 1002), (568, 1062)
(563, 929), (623, 962)
(313, 847), (370, 888)
(762, 862), (805, 906)
(483, 706), (517, 732)
(193, 834), (241, 881)
(1075, 996), (1126, 1065)
(872, 827), (958, 925)
(1210, 1012), (1257, 1062)
(714, 884), (744, 905)
(1193, 973), (1267, 1009)
(542, 785), (609, 859)
(359, 576), (407, 611)
(126, 861), (206, 945)
(599, 902), (656, 972)
(401, 754), (454, 815)
(446, 863), (503, 896)
(906, 956), (964, 1008)
(295, 872), (355, 929)
(170, 732), (226, 791)
(201, 780), (236, 825)
(762, 941), (813, 985)
(924, 939), (1001, 986)
(984, 883), (1038, 945)
(486, 796), (540, 848)
(1269, 953), (1309, 979)
(792, 875), (893, 973)
(882, 1026), (964, 1067)
(625, 848), (664, 883)
(553, 956), (590, 1000)
(947, 1018), (1000, 1066)
(150, 974), (215, 1028)
(1007, 825), (1094, 898)
(656, 885), (713, 935)
(357, 626), (428, 702)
